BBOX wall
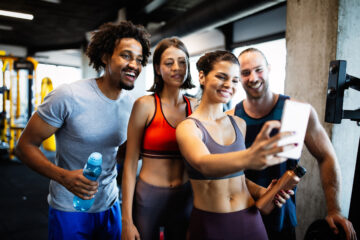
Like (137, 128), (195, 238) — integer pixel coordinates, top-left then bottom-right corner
(333, 0), (360, 218)
(286, 0), (358, 239)
(0, 44), (27, 57)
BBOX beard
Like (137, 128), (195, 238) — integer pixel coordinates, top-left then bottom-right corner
(119, 80), (135, 90)
(243, 80), (269, 100)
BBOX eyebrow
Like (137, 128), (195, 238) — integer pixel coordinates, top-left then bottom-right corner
(121, 50), (143, 57)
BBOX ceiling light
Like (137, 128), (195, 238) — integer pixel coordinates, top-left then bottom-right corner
(0, 10), (34, 20)
(0, 24), (13, 31)
(40, 0), (61, 4)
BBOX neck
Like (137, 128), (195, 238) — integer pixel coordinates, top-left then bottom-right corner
(96, 76), (122, 100)
(194, 95), (226, 121)
(244, 91), (278, 118)
(159, 85), (183, 105)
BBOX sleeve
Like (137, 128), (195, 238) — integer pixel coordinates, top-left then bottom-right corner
(37, 84), (74, 128)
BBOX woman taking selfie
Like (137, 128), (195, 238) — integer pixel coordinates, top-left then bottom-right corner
(176, 50), (296, 240)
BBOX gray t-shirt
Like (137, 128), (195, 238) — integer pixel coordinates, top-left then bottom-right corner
(37, 78), (134, 212)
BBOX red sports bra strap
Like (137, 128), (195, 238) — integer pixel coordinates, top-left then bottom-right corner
(183, 95), (192, 116)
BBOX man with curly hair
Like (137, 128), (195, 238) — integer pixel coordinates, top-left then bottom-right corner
(16, 21), (151, 240)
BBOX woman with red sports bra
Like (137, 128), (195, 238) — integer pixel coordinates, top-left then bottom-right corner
(122, 37), (197, 240)
(176, 51), (297, 240)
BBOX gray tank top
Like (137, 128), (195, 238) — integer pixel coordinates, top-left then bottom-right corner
(185, 115), (245, 180)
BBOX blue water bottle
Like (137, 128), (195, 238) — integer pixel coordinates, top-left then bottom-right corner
(73, 152), (102, 211)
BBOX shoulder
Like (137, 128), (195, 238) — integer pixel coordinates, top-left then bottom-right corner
(230, 115), (246, 136)
(176, 118), (202, 139)
(134, 94), (155, 107)
(131, 94), (155, 115)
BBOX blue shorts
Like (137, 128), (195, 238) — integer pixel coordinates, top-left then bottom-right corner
(48, 201), (121, 240)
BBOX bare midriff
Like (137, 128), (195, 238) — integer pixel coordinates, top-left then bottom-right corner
(190, 175), (255, 213)
(139, 157), (188, 188)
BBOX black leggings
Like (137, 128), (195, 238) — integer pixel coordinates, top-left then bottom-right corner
(134, 178), (193, 240)
(187, 206), (268, 240)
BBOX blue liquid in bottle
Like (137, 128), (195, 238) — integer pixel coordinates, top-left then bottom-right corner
(73, 152), (102, 211)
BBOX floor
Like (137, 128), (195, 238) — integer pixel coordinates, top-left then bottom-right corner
(0, 159), (49, 240)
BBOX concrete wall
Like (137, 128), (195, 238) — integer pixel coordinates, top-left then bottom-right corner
(286, 0), (359, 239)
(333, 0), (360, 217)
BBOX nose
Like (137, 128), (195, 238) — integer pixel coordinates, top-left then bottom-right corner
(249, 70), (257, 82)
(223, 79), (231, 88)
(172, 61), (180, 71)
(128, 58), (138, 70)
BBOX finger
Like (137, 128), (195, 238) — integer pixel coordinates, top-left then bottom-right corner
(264, 132), (297, 149)
(286, 189), (294, 196)
(258, 120), (281, 139)
(274, 199), (282, 208)
(275, 194), (286, 204)
(326, 218), (339, 235)
(279, 190), (290, 200)
(265, 156), (287, 167)
(265, 143), (297, 156)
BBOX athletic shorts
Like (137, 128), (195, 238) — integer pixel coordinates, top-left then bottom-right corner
(48, 201), (121, 240)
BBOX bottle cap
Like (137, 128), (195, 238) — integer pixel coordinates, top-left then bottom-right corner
(88, 152), (102, 166)
(294, 165), (307, 178)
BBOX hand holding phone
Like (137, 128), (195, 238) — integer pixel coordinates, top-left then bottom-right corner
(277, 100), (311, 159)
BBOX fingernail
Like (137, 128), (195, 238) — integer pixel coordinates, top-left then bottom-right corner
(294, 143), (298, 146)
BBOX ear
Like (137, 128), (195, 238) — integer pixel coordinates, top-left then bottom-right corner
(101, 54), (109, 65)
(155, 64), (161, 75)
(199, 71), (205, 86)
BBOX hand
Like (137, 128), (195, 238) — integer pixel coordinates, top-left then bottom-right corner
(247, 120), (296, 170)
(262, 179), (294, 208)
(122, 221), (141, 240)
(274, 189), (294, 208)
(61, 169), (99, 199)
(325, 212), (357, 240)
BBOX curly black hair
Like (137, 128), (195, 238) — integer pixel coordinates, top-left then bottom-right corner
(86, 21), (151, 72)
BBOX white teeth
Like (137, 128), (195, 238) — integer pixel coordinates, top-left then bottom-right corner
(249, 81), (261, 89)
(125, 72), (135, 77)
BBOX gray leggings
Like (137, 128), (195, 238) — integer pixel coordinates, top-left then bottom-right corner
(134, 178), (193, 240)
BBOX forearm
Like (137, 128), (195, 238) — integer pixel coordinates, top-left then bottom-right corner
(246, 178), (266, 200)
(121, 158), (139, 223)
(16, 142), (68, 184)
(319, 155), (341, 214)
(195, 150), (250, 178)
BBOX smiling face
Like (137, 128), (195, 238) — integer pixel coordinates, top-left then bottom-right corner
(238, 51), (270, 99)
(200, 60), (240, 104)
(103, 38), (143, 90)
(156, 46), (188, 89)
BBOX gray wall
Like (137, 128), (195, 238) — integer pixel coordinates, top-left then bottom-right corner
(286, 0), (359, 239)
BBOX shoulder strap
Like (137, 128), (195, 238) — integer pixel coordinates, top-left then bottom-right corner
(183, 95), (192, 116)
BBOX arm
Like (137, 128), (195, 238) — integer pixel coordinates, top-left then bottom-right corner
(176, 119), (295, 177)
(305, 106), (356, 240)
(15, 113), (98, 199)
(121, 97), (151, 240)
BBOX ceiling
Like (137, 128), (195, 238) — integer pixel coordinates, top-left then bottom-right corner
(0, 0), (206, 54)
(0, 0), (284, 55)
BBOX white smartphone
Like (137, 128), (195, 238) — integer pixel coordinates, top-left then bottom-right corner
(277, 100), (311, 159)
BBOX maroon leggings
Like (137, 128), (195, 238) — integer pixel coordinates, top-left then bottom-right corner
(134, 178), (193, 240)
(187, 206), (268, 240)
